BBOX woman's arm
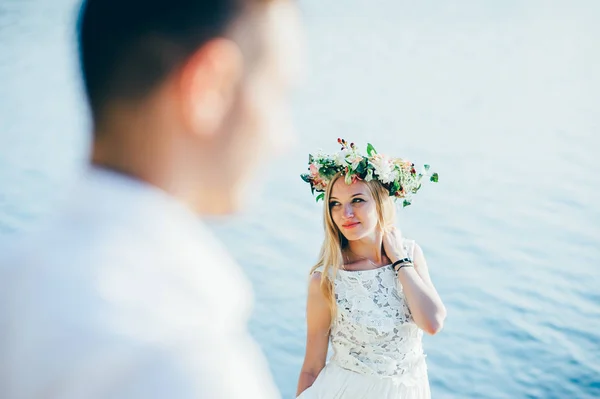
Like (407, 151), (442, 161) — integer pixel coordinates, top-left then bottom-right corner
(398, 243), (447, 334)
(296, 272), (331, 397)
(384, 228), (447, 335)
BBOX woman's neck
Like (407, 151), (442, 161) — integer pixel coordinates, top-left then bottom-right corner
(345, 231), (388, 266)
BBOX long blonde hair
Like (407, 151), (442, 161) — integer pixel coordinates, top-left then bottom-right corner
(309, 172), (397, 325)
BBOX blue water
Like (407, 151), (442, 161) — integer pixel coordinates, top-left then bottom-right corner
(1, 1), (599, 398)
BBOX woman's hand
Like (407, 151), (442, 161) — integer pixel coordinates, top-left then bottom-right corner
(382, 226), (408, 263)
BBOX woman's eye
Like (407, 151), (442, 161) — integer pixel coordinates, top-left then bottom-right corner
(329, 202), (340, 207)
(352, 198), (364, 203)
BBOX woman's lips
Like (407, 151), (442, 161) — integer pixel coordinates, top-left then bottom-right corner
(342, 222), (360, 229)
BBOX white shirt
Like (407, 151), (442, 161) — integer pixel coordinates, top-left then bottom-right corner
(0, 167), (280, 399)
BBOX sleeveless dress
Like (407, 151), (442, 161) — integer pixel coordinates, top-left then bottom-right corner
(298, 240), (430, 399)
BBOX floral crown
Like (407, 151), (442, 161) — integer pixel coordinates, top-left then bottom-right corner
(301, 138), (438, 207)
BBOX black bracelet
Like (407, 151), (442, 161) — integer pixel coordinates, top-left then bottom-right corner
(392, 258), (412, 271)
(395, 262), (414, 273)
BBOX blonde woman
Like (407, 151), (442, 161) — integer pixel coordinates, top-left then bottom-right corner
(296, 139), (446, 399)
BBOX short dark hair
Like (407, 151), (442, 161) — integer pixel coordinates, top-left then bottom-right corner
(77, 0), (257, 121)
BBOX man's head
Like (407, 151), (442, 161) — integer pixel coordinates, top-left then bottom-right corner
(77, 0), (304, 214)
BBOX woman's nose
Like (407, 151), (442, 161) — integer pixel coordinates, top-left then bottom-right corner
(343, 204), (354, 218)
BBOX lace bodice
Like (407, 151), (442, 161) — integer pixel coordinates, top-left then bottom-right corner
(316, 240), (427, 384)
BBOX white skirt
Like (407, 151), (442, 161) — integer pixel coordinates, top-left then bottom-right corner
(297, 362), (431, 399)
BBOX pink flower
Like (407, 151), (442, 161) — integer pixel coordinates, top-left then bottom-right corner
(314, 177), (328, 191)
(309, 163), (319, 177)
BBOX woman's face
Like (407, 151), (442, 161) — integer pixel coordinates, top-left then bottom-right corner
(329, 178), (380, 241)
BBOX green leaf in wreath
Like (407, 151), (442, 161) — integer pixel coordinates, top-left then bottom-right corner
(430, 173), (439, 183)
(315, 193), (325, 202)
(355, 159), (367, 175)
(403, 199), (412, 207)
(390, 181), (400, 194)
(366, 143), (377, 157)
(300, 174), (311, 183)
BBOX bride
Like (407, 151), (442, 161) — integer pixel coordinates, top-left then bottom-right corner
(296, 139), (446, 399)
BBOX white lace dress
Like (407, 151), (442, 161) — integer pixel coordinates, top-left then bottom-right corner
(298, 240), (430, 399)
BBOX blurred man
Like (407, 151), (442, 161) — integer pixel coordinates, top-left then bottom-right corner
(0, 0), (304, 397)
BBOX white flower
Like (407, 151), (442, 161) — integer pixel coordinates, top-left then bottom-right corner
(334, 148), (350, 167)
(370, 154), (398, 184)
(347, 152), (363, 171)
(311, 149), (328, 164)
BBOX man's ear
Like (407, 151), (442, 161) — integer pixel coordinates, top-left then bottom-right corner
(178, 38), (244, 136)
